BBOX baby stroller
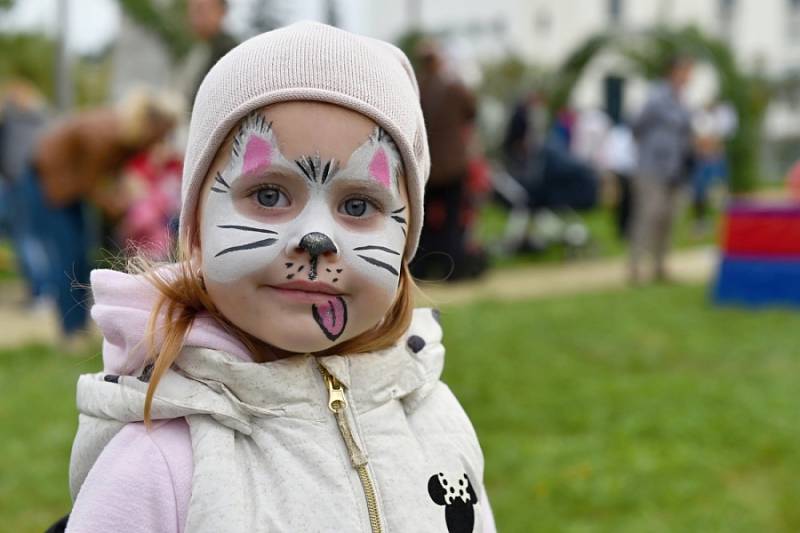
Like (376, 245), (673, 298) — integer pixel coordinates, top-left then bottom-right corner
(492, 141), (599, 258)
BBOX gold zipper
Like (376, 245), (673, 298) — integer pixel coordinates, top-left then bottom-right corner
(320, 365), (383, 533)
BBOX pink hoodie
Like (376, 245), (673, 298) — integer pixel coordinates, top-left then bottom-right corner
(67, 269), (252, 533)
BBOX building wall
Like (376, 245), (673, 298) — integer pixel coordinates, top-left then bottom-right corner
(351, 0), (800, 143)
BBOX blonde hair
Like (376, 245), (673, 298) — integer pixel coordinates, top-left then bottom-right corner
(118, 86), (184, 146)
(137, 229), (416, 427)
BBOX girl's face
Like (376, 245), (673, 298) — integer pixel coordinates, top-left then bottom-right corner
(197, 102), (409, 354)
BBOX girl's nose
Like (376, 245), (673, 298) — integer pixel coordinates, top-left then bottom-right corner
(296, 232), (338, 258)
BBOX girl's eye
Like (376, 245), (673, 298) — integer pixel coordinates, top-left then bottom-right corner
(255, 187), (288, 208)
(340, 197), (376, 217)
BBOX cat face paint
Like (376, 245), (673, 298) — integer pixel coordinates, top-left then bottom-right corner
(199, 107), (407, 354)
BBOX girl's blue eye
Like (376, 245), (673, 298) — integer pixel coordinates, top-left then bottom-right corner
(341, 197), (377, 217)
(255, 187), (287, 208)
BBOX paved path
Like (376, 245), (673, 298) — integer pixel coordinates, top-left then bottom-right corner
(0, 246), (718, 349)
(0, 283), (64, 349)
(415, 246), (717, 306)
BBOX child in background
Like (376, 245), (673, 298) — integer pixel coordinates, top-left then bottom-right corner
(118, 143), (182, 259)
(66, 22), (494, 533)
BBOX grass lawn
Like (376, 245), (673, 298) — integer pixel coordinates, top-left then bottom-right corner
(2, 283), (799, 532)
(442, 285), (800, 532)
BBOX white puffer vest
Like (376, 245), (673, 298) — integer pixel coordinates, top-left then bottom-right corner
(70, 308), (488, 533)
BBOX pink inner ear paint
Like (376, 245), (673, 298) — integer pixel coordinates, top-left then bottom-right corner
(368, 147), (391, 188)
(242, 136), (272, 176)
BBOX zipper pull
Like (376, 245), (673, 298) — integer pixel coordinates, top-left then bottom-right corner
(322, 368), (348, 413)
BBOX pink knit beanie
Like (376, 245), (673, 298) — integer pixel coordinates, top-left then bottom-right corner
(179, 21), (430, 259)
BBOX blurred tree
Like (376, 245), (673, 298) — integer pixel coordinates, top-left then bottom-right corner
(0, 33), (56, 101)
(479, 55), (549, 104)
(395, 29), (426, 71)
(546, 33), (613, 124)
(73, 55), (111, 108)
(118, 0), (192, 60)
(547, 26), (766, 193)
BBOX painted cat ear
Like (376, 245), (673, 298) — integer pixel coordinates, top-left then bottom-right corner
(241, 135), (273, 176)
(230, 112), (275, 176)
(368, 147), (391, 189)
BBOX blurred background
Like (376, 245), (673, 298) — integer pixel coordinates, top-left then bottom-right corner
(2, 1), (800, 532)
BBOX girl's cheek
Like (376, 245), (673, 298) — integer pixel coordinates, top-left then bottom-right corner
(199, 190), (285, 284)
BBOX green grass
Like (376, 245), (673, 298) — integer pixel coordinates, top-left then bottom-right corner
(440, 285), (800, 532)
(0, 344), (102, 531)
(2, 284), (799, 532)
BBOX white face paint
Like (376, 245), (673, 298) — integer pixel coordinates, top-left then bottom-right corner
(199, 107), (407, 351)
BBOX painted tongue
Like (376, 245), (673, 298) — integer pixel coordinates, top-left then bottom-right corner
(312, 296), (348, 341)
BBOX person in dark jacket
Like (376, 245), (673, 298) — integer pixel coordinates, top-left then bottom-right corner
(412, 40), (478, 281)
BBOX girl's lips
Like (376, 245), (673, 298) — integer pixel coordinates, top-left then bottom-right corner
(266, 281), (344, 304)
(273, 280), (342, 295)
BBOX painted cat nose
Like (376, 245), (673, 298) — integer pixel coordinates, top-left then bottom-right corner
(298, 232), (338, 257)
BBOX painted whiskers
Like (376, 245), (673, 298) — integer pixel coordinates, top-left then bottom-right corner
(202, 109), (408, 344)
(214, 224), (279, 257)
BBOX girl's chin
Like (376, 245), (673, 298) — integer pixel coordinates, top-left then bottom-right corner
(260, 339), (344, 356)
(249, 322), (355, 355)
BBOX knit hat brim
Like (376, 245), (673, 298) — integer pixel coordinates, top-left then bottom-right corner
(179, 22), (429, 260)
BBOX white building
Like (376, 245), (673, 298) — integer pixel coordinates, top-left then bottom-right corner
(347, 0), (800, 170)
(108, 0), (800, 171)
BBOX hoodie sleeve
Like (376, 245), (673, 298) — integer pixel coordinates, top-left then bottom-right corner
(67, 419), (193, 533)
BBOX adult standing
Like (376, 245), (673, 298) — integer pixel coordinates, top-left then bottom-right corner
(502, 90), (543, 180)
(183, 0), (238, 106)
(629, 57), (694, 283)
(0, 80), (48, 302)
(20, 91), (177, 342)
(412, 40), (477, 281)
(691, 100), (736, 235)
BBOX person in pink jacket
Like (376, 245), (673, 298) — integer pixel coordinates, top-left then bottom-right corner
(63, 22), (495, 533)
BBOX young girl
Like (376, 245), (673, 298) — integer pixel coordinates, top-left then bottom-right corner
(67, 22), (494, 533)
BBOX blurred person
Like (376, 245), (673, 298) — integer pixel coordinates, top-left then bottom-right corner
(602, 120), (638, 240)
(571, 108), (611, 169)
(502, 90), (544, 179)
(0, 79), (48, 302)
(412, 39), (478, 281)
(549, 106), (577, 151)
(19, 89), (178, 342)
(116, 142), (183, 260)
(182, 0), (237, 105)
(691, 100), (736, 235)
(629, 56), (695, 284)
